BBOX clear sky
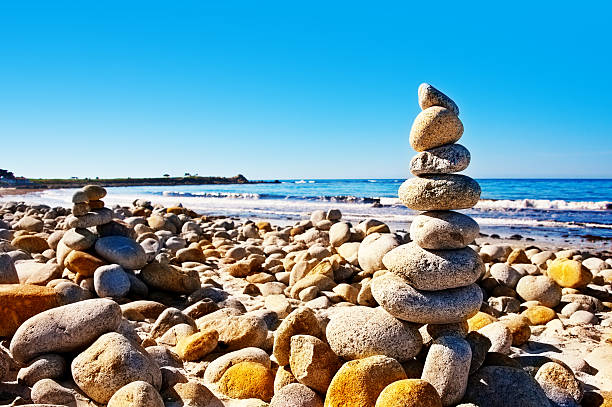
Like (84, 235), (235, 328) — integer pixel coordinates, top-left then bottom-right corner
(1, 1), (611, 180)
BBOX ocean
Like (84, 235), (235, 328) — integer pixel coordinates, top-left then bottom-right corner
(2, 179), (612, 249)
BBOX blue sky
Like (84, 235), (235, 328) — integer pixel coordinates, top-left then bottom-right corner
(1, 1), (611, 180)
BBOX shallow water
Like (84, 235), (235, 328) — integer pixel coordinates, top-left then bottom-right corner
(3, 178), (612, 249)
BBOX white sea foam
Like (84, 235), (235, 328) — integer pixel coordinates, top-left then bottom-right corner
(476, 199), (612, 211)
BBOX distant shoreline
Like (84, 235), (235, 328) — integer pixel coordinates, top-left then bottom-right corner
(4, 174), (282, 190)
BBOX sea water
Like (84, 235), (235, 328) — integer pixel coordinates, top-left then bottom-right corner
(3, 179), (612, 249)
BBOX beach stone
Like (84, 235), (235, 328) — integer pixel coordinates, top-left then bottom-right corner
(330, 222), (351, 247)
(15, 261), (61, 285)
(30, 378), (88, 406)
(371, 273), (482, 324)
(275, 364), (298, 391)
(467, 311), (497, 331)
(0, 284), (59, 336)
(410, 141), (470, 176)
(273, 307), (323, 366)
(72, 190), (89, 203)
(71, 332), (162, 403)
(95, 236), (148, 270)
(516, 275), (562, 307)
(197, 314), (267, 351)
(418, 83), (459, 115)
(490, 263), (522, 288)
(535, 362), (583, 404)
(270, 383), (324, 407)
(409, 210), (478, 249)
(72, 202), (90, 216)
(150, 307), (195, 339)
(83, 185), (107, 200)
(499, 314), (531, 346)
(382, 242), (483, 290)
(522, 305), (556, 325)
(464, 366), (552, 407)
(218, 361), (274, 402)
(175, 330), (218, 361)
(547, 258), (593, 288)
(265, 294), (292, 318)
(65, 250), (105, 277)
(477, 322), (513, 354)
(290, 335), (341, 393)
(324, 355), (407, 407)
(410, 106), (463, 151)
(10, 298), (122, 363)
(93, 264), (131, 298)
(506, 248), (530, 264)
(140, 261), (200, 293)
(107, 380), (164, 407)
(204, 347), (271, 384)
(465, 331), (491, 374)
(165, 381), (223, 407)
(569, 310), (598, 324)
(358, 233), (400, 273)
(582, 257), (608, 271)
(398, 175), (481, 211)
(375, 378), (442, 407)
(421, 335), (471, 406)
(121, 300), (167, 321)
(17, 354), (66, 386)
(15, 216), (44, 232)
(66, 207), (113, 228)
(11, 235), (49, 253)
(326, 306), (422, 362)
(0, 253), (18, 283)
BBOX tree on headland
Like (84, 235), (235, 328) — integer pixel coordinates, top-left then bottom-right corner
(184, 172), (191, 177)
(163, 174), (170, 178)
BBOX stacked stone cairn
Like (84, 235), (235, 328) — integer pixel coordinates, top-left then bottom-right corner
(369, 83), (484, 405)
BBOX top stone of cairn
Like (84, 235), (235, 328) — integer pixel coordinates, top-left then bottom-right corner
(410, 84), (463, 152)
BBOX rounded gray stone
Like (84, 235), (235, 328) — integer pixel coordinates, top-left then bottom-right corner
(409, 211), (479, 250)
(410, 106), (463, 151)
(325, 306), (422, 362)
(515, 275), (562, 308)
(17, 354), (66, 386)
(357, 232), (400, 273)
(490, 263), (522, 288)
(477, 322), (513, 354)
(399, 175), (481, 211)
(94, 264), (131, 298)
(270, 383), (323, 407)
(370, 273), (483, 324)
(66, 208), (113, 229)
(422, 335), (472, 406)
(410, 144), (470, 176)
(382, 242), (484, 291)
(9, 298), (122, 363)
(95, 236), (148, 270)
(418, 83), (460, 115)
(62, 228), (97, 251)
(71, 332), (162, 404)
(0, 253), (18, 284)
(464, 366), (552, 407)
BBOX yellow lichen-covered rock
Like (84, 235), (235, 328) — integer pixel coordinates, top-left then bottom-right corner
(217, 361), (274, 402)
(11, 235), (49, 253)
(175, 330), (218, 361)
(166, 206), (184, 215)
(324, 355), (407, 407)
(506, 248), (530, 264)
(256, 221), (272, 232)
(0, 284), (60, 336)
(547, 258), (592, 288)
(499, 314), (531, 346)
(521, 306), (556, 325)
(467, 312), (497, 331)
(375, 379), (442, 407)
(65, 250), (106, 277)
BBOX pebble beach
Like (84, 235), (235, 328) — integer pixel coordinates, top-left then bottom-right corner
(0, 85), (611, 407)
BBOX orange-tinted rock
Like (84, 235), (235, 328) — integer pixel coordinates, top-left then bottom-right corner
(65, 251), (106, 277)
(11, 235), (49, 253)
(0, 284), (59, 336)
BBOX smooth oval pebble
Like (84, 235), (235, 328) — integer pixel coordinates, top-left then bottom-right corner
(94, 264), (131, 298)
(409, 106), (463, 151)
(399, 175), (481, 211)
(418, 83), (459, 115)
(371, 273), (482, 324)
(410, 144), (470, 176)
(95, 236), (148, 270)
(326, 306), (422, 362)
(382, 242), (484, 291)
(410, 211), (479, 249)
(10, 298), (122, 363)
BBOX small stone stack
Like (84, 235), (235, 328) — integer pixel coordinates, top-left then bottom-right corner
(371, 83), (484, 405)
(65, 185), (113, 230)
